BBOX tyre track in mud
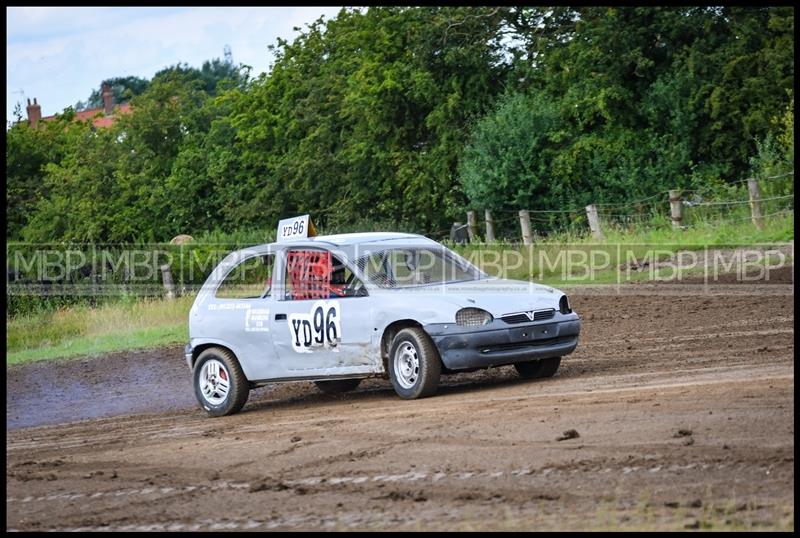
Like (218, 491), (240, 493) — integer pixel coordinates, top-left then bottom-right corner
(6, 275), (794, 531)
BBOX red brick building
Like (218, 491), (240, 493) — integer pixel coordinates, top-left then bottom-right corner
(26, 82), (131, 129)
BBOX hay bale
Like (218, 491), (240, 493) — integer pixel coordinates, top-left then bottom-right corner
(169, 234), (194, 245)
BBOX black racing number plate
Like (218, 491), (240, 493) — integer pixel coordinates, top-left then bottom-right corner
(511, 324), (556, 341)
(531, 324), (555, 340)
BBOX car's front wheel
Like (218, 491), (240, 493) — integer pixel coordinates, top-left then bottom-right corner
(388, 327), (441, 399)
(193, 347), (250, 417)
(514, 357), (561, 379)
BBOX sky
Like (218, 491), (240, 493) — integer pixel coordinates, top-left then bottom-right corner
(6, 6), (344, 123)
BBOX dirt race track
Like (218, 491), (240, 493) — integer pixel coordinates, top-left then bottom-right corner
(6, 272), (795, 531)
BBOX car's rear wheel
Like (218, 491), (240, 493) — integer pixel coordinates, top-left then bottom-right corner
(514, 357), (561, 379)
(314, 378), (362, 394)
(388, 327), (441, 399)
(193, 347), (249, 417)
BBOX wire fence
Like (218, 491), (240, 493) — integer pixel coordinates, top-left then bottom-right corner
(451, 170), (794, 242)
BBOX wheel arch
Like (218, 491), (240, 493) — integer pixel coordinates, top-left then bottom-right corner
(191, 341), (242, 374)
(381, 319), (440, 375)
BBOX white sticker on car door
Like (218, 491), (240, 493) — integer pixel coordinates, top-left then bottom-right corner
(245, 308), (271, 332)
(288, 300), (342, 353)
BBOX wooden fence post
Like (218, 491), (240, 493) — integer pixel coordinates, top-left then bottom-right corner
(160, 264), (176, 300)
(585, 204), (604, 241)
(747, 178), (763, 231)
(466, 210), (479, 242)
(484, 209), (496, 243)
(518, 210), (533, 246)
(669, 190), (683, 230)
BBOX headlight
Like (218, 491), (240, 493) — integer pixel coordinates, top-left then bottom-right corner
(559, 295), (572, 314)
(456, 307), (493, 326)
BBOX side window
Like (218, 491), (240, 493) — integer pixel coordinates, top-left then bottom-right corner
(215, 254), (274, 299)
(385, 249), (432, 285)
(285, 249), (367, 300)
(331, 255), (368, 298)
(357, 251), (395, 288)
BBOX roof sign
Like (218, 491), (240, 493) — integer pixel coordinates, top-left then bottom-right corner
(277, 214), (317, 243)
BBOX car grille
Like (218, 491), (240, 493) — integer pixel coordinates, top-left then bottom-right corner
(480, 336), (576, 354)
(500, 309), (556, 324)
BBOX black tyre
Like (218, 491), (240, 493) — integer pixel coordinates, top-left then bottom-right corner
(314, 378), (363, 394)
(193, 347), (250, 417)
(388, 327), (441, 399)
(514, 357), (561, 379)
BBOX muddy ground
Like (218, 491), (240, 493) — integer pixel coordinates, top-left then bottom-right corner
(6, 273), (794, 531)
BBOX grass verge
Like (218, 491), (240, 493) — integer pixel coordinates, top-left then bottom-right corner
(451, 213), (793, 286)
(7, 295), (193, 366)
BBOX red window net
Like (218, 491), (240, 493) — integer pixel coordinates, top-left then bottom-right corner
(286, 250), (332, 300)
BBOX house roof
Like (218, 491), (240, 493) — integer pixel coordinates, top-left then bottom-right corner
(39, 102), (132, 128)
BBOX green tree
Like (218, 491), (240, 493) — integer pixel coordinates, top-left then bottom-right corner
(77, 76), (150, 111)
(154, 57), (246, 96)
(229, 7), (508, 233)
(23, 72), (212, 242)
(7, 114), (81, 239)
(108, 72), (212, 241)
(459, 91), (562, 212)
(22, 122), (122, 242)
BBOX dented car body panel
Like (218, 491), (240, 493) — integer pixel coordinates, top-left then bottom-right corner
(187, 232), (581, 385)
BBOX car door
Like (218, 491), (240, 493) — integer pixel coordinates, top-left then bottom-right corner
(209, 251), (281, 381)
(270, 246), (379, 375)
(328, 251), (378, 370)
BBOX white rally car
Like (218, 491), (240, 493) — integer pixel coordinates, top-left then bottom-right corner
(186, 217), (581, 416)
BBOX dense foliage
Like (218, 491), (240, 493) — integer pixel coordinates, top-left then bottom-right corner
(7, 6), (794, 244)
(75, 76), (150, 111)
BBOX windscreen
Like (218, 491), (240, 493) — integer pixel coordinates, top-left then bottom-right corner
(355, 246), (485, 288)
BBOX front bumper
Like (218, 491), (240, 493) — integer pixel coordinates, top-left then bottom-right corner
(425, 315), (580, 371)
